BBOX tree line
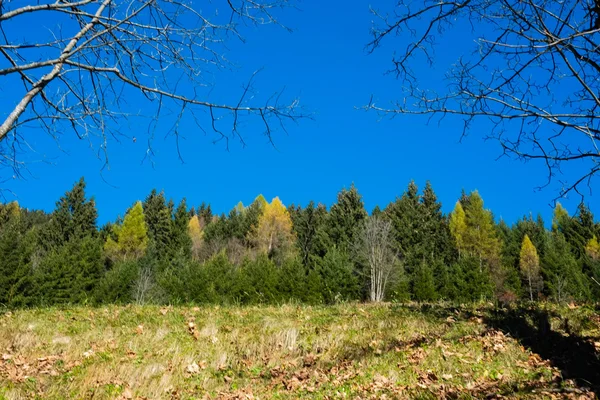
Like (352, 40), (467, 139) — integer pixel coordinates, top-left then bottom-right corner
(0, 178), (599, 307)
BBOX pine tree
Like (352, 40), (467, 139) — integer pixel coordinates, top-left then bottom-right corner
(520, 234), (541, 301)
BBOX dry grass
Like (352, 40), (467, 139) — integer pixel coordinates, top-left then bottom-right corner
(0, 303), (598, 399)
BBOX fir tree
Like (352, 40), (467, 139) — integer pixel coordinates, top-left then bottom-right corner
(326, 184), (367, 251)
(315, 248), (359, 304)
(142, 189), (172, 259)
(171, 199), (192, 259)
(289, 201), (328, 266)
(42, 178), (98, 249)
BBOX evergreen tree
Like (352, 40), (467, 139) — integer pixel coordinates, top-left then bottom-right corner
(171, 198), (192, 259)
(543, 232), (590, 302)
(35, 236), (104, 305)
(314, 248), (359, 304)
(289, 201), (328, 266)
(412, 262), (437, 301)
(42, 178), (98, 249)
(142, 189), (172, 259)
(327, 184), (368, 251)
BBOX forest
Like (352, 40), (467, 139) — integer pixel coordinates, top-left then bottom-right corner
(1, 178), (599, 308)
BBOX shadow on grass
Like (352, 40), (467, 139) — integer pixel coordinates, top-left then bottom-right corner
(485, 305), (600, 397)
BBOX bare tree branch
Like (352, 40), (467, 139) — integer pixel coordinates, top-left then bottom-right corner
(0, 0), (304, 179)
(366, 0), (600, 198)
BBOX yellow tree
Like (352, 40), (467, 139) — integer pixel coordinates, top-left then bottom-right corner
(251, 197), (295, 259)
(449, 201), (467, 258)
(463, 191), (501, 271)
(105, 201), (148, 261)
(586, 235), (600, 262)
(188, 215), (204, 260)
(520, 234), (541, 301)
(0, 201), (20, 225)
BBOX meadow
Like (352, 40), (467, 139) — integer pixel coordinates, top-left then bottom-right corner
(1, 303), (599, 399)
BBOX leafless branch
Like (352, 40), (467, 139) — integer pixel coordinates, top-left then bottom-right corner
(0, 0), (304, 179)
(366, 0), (600, 198)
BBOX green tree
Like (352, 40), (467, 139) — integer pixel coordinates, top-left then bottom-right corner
(143, 189), (172, 260)
(326, 184), (368, 251)
(315, 248), (359, 304)
(42, 178), (98, 249)
(170, 199), (192, 259)
(105, 201), (149, 261)
(289, 201), (328, 266)
(463, 191), (501, 271)
(543, 232), (590, 302)
(34, 236), (104, 305)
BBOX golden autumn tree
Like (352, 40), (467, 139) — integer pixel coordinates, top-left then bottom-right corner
(520, 234), (541, 301)
(188, 215), (204, 261)
(104, 201), (148, 261)
(586, 236), (600, 262)
(449, 201), (467, 258)
(251, 197), (295, 259)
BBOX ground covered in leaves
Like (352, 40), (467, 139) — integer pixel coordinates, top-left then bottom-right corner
(0, 303), (599, 399)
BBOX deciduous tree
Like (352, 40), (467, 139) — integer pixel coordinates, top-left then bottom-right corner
(520, 235), (541, 301)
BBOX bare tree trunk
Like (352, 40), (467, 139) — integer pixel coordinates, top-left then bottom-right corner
(356, 216), (398, 303)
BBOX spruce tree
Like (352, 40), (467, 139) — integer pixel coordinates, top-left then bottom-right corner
(170, 199), (192, 259)
(42, 178), (98, 249)
(543, 232), (590, 302)
(289, 201), (328, 266)
(326, 184), (368, 251)
(142, 189), (172, 259)
(315, 247), (359, 304)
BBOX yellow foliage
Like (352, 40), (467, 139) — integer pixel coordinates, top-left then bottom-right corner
(188, 215), (204, 260)
(252, 197), (295, 256)
(586, 235), (600, 261)
(520, 234), (541, 300)
(449, 201), (466, 255)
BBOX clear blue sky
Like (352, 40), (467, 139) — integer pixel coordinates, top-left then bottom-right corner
(1, 0), (597, 225)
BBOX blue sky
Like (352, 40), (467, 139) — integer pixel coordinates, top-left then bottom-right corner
(0, 0), (597, 225)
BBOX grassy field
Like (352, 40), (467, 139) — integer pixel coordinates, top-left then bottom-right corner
(0, 303), (599, 399)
